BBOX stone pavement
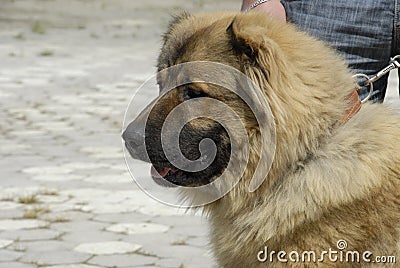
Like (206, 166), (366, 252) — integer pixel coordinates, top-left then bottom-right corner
(0, 1), (399, 268)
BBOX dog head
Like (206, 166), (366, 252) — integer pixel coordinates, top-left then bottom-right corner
(123, 12), (354, 193)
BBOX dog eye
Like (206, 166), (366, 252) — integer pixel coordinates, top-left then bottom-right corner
(183, 87), (208, 100)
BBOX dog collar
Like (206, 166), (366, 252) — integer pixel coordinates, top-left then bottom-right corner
(339, 89), (362, 126)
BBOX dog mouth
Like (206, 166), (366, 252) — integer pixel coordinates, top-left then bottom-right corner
(150, 164), (181, 187)
(150, 160), (214, 188)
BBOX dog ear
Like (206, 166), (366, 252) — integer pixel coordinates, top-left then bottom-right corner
(158, 12), (192, 72)
(226, 15), (288, 84)
(227, 16), (267, 61)
(227, 18), (257, 60)
(162, 12), (192, 43)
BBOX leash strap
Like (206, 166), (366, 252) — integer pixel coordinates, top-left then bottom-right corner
(354, 55), (400, 103)
(342, 56), (400, 125)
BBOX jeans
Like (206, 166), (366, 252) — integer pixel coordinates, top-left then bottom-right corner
(281, 0), (398, 103)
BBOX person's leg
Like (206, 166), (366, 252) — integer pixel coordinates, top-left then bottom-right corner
(393, 0), (400, 96)
(281, 0), (394, 103)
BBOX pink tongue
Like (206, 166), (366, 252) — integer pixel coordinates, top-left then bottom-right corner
(151, 165), (172, 178)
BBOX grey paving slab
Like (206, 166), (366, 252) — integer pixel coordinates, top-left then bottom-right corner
(88, 254), (157, 267)
(50, 221), (108, 233)
(0, 249), (24, 262)
(91, 212), (153, 224)
(0, 263), (37, 268)
(0, 229), (62, 241)
(155, 258), (184, 268)
(61, 230), (125, 244)
(42, 265), (102, 268)
(185, 235), (210, 248)
(10, 240), (74, 253)
(43, 211), (93, 222)
(74, 241), (141, 255)
(121, 231), (189, 249)
(106, 222), (170, 235)
(139, 244), (207, 260)
(0, 239), (13, 249)
(0, 209), (25, 219)
(0, 220), (49, 231)
(19, 250), (92, 266)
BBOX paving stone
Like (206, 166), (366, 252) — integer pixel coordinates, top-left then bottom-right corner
(92, 212), (153, 224)
(89, 153), (123, 159)
(109, 164), (129, 172)
(36, 194), (70, 204)
(0, 239), (13, 249)
(137, 204), (185, 217)
(79, 146), (121, 155)
(0, 187), (44, 200)
(156, 258), (185, 268)
(0, 262), (36, 268)
(74, 241), (141, 255)
(47, 203), (83, 213)
(61, 162), (109, 170)
(22, 166), (73, 175)
(0, 144), (31, 155)
(88, 254), (156, 267)
(61, 230), (124, 244)
(151, 214), (206, 228)
(11, 240), (74, 252)
(168, 223), (210, 238)
(59, 189), (111, 201)
(0, 249), (24, 262)
(139, 244), (206, 260)
(182, 254), (216, 268)
(0, 229), (62, 241)
(185, 235), (210, 248)
(0, 209), (25, 219)
(44, 211), (93, 222)
(122, 232), (188, 253)
(50, 221), (107, 233)
(51, 95), (94, 105)
(42, 265), (101, 268)
(80, 203), (139, 214)
(9, 130), (49, 137)
(0, 201), (22, 210)
(20, 251), (91, 266)
(31, 174), (85, 182)
(106, 222), (170, 235)
(0, 219), (48, 231)
(83, 174), (130, 184)
(42, 265), (100, 268)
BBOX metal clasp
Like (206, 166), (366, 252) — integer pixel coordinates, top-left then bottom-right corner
(353, 55), (400, 103)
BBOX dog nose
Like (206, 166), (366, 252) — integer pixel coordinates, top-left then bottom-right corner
(122, 125), (143, 148)
(122, 121), (149, 162)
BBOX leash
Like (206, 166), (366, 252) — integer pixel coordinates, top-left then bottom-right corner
(353, 55), (400, 103)
(340, 55), (400, 125)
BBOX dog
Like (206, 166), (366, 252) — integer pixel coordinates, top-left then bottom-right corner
(123, 12), (400, 267)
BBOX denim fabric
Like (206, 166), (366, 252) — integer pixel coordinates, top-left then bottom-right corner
(281, 0), (396, 102)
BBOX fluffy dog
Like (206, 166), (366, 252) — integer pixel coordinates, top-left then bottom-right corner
(123, 12), (400, 267)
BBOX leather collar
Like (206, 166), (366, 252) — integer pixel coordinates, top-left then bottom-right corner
(339, 89), (362, 126)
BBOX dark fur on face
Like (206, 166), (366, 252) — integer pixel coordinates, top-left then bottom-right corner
(144, 85), (232, 187)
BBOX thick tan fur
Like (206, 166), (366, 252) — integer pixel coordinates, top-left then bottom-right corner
(160, 12), (400, 267)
